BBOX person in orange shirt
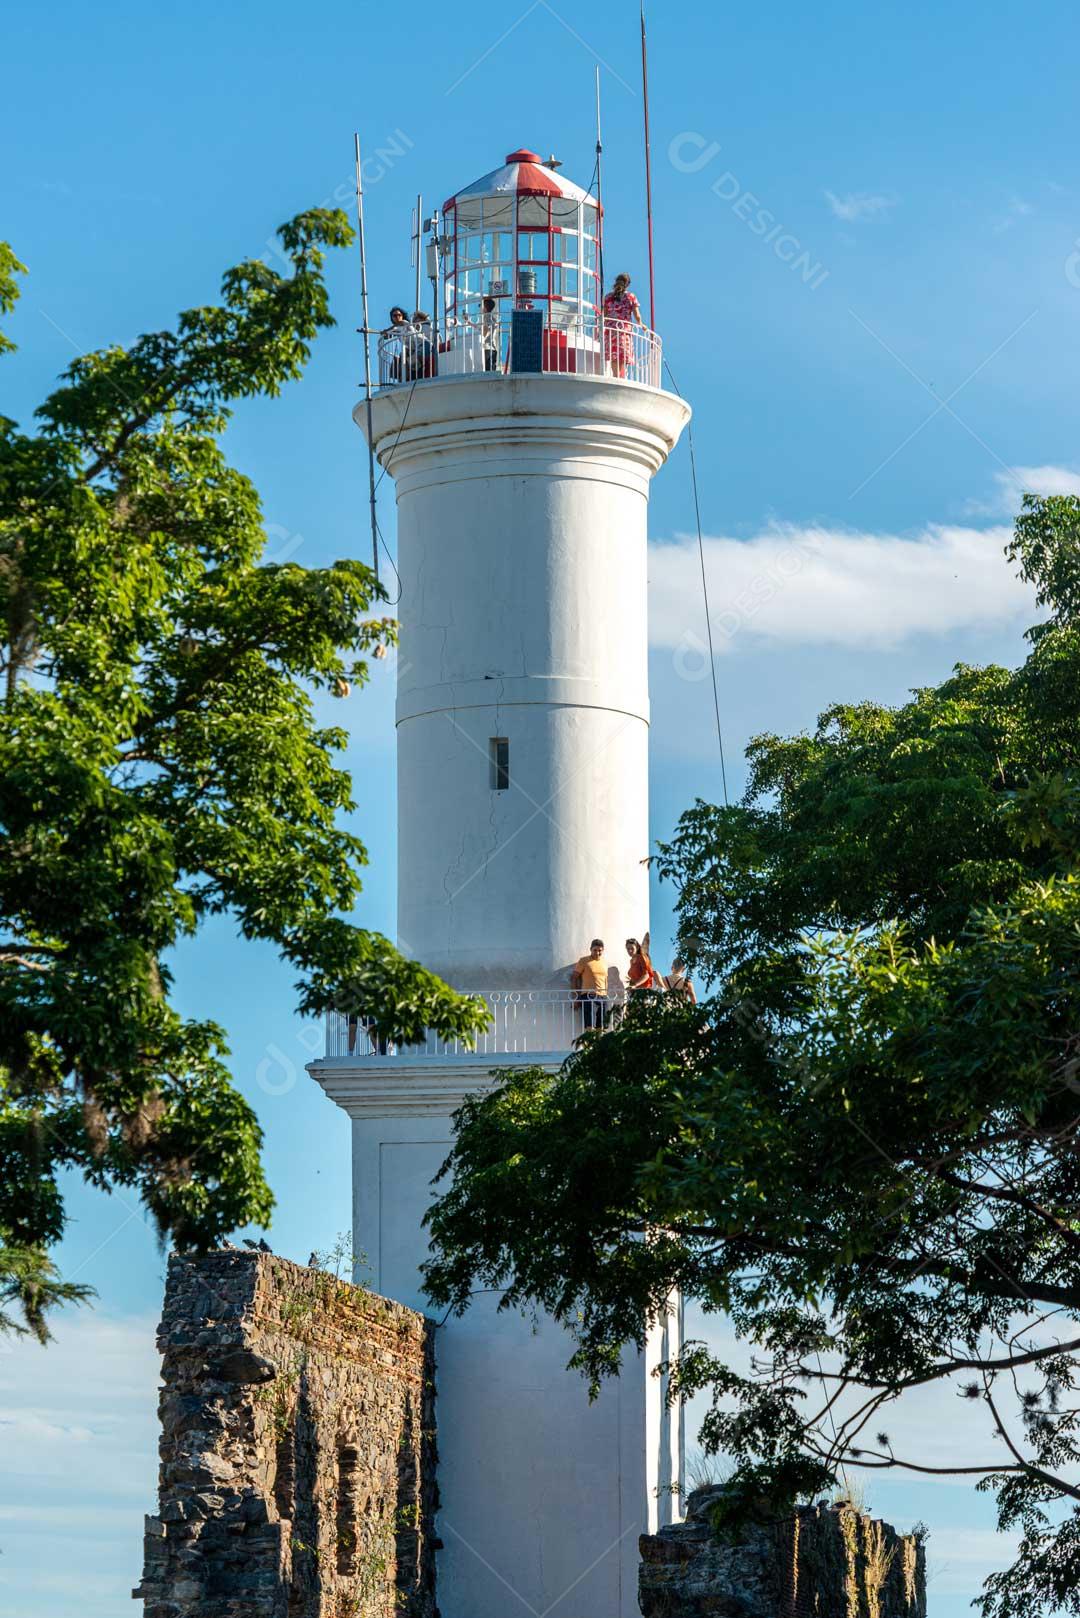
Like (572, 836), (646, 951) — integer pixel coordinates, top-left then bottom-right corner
(626, 936), (658, 992)
(570, 938), (609, 1030)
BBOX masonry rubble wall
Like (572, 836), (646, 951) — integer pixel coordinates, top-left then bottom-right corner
(639, 1486), (927, 1618)
(134, 1249), (437, 1618)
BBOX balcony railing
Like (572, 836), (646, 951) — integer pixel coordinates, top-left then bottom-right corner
(377, 310), (662, 390)
(325, 988), (626, 1060)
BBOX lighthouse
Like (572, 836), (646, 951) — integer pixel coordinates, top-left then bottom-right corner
(311, 146), (690, 1618)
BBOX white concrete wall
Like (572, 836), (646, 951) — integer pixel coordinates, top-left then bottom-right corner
(350, 1105), (680, 1618)
(340, 370), (691, 1618)
(360, 375), (690, 987)
(397, 704), (648, 987)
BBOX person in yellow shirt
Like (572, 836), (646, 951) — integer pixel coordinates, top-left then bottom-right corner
(570, 938), (608, 1030)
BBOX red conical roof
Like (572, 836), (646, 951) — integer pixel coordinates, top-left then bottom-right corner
(444, 149), (597, 211)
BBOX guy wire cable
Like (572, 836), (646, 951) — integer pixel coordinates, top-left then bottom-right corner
(353, 133), (380, 582)
(374, 370), (421, 494)
(664, 358), (729, 806)
(374, 518), (402, 607)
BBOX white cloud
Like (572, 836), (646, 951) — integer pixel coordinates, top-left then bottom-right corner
(997, 463), (1080, 508)
(648, 521), (1035, 656)
(824, 189), (897, 222)
(961, 464), (1080, 518)
(0, 1310), (160, 1617)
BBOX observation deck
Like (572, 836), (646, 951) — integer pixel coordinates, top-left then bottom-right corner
(326, 986), (621, 1058)
(310, 989), (622, 1115)
(378, 310), (663, 390)
(373, 146), (665, 394)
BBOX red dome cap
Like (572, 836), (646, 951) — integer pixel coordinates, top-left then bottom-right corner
(443, 151), (598, 211)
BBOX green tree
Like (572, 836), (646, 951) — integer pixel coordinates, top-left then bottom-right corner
(424, 495), (1080, 1617)
(0, 215), (486, 1342)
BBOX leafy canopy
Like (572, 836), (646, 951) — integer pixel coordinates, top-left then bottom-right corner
(0, 213), (487, 1342)
(424, 495), (1080, 1618)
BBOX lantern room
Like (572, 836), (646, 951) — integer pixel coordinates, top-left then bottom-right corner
(442, 148), (601, 330)
(375, 144), (662, 387)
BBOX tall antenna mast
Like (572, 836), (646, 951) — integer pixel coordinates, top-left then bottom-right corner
(640, 2), (657, 331)
(411, 194), (424, 315)
(425, 208), (442, 352)
(594, 66), (605, 302)
(353, 133), (380, 581)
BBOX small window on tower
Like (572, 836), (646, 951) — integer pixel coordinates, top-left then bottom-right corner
(490, 737), (509, 792)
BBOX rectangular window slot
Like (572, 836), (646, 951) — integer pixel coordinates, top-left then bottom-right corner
(490, 737), (509, 792)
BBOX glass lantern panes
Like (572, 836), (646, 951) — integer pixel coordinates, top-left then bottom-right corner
(516, 265), (549, 297)
(517, 232), (547, 261)
(484, 197), (514, 229)
(445, 177), (603, 335)
(456, 199), (484, 231)
(461, 233), (510, 266)
(517, 195), (549, 228)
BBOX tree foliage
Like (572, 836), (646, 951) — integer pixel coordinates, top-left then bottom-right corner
(0, 214), (487, 1342)
(424, 495), (1080, 1616)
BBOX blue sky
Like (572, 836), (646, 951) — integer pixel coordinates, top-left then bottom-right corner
(2, 0), (1079, 1610)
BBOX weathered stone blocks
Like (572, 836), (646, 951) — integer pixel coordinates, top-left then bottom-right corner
(639, 1486), (926, 1618)
(134, 1249), (437, 1618)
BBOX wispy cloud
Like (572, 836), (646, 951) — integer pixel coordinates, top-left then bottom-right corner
(993, 195), (1034, 234)
(824, 189), (897, 223)
(964, 462), (1080, 517)
(649, 520), (1034, 655)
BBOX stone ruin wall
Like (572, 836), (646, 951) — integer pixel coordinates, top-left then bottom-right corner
(134, 1249), (437, 1618)
(136, 1252), (929, 1618)
(640, 1485), (927, 1618)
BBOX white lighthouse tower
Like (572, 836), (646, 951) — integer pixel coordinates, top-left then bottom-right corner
(312, 146), (690, 1618)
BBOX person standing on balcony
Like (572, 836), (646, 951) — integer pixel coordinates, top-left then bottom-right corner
(570, 938), (609, 1029)
(347, 1015), (387, 1056)
(626, 936), (658, 992)
(382, 306), (411, 383)
(602, 273), (643, 379)
(409, 311), (434, 380)
(662, 958), (697, 1003)
(481, 296), (500, 372)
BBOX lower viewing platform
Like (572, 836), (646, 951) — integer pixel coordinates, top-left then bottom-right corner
(310, 990), (614, 1118)
(323, 987), (620, 1062)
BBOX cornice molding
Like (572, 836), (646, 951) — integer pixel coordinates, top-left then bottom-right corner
(308, 1053), (562, 1117)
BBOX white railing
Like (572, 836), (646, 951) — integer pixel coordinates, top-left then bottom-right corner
(376, 310), (662, 390)
(325, 987), (626, 1060)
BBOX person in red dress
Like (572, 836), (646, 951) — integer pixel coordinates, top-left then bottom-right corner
(602, 273), (643, 378)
